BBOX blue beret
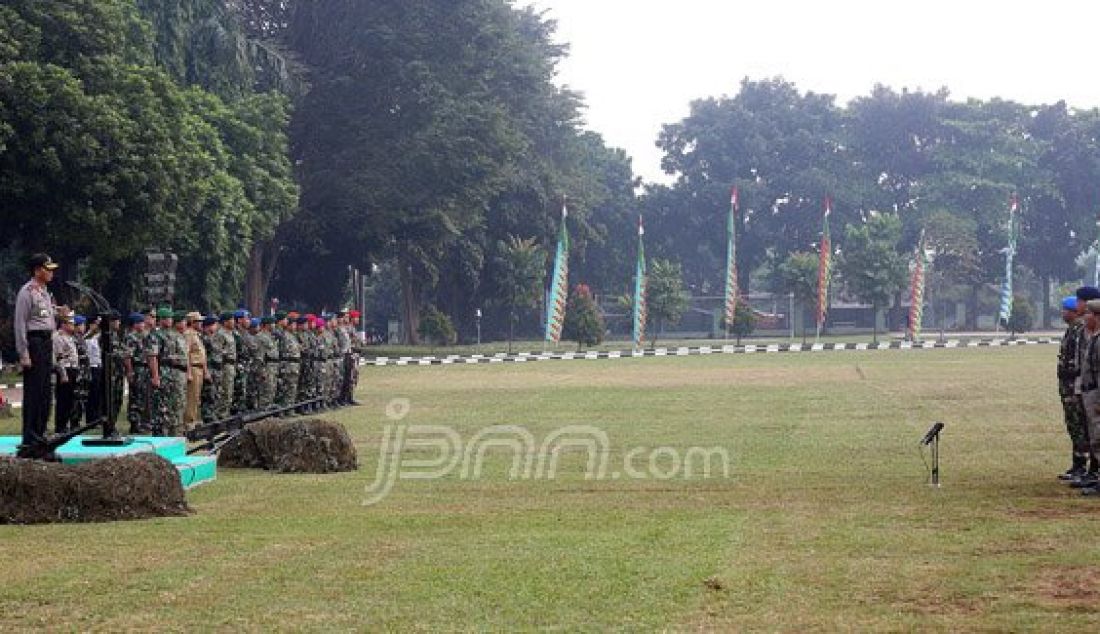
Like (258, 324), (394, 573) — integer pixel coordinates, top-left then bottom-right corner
(73, 315), (87, 326)
(128, 312), (145, 325)
(202, 316), (218, 326)
(1064, 296), (1080, 311)
(250, 317), (260, 328)
(234, 309), (250, 319)
(1077, 286), (1100, 301)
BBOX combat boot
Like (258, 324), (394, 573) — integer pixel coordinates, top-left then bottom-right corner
(1059, 454), (1088, 481)
(1070, 471), (1098, 488)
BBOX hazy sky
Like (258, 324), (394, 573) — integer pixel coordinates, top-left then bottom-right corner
(525, 0), (1100, 184)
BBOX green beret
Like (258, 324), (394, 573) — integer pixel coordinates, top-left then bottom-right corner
(219, 311), (235, 322)
(172, 310), (188, 321)
(261, 316), (275, 325)
(274, 311), (288, 321)
(156, 307), (173, 319)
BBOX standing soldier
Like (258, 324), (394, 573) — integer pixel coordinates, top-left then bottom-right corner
(1058, 295), (1089, 480)
(253, 316), (280, 410)
(333, 312), (349, 405)
(106, 313), (125, 425)
(297, 315), (318, 413)
(147, 308), (188, 437)
(53, 314), (79, 434)
(83, 316), (103, 424)
(1078, 299), (1100, 496)
(275, 312), (302, 414)
(182, 312), (209, 433)
(321, 317), (340, 408)
(123, 313), (150, 434)
(1072, 287), (1100, 488)
(214, 313), (237, 419)
(233, 310), (253, 414)
(200, 316), (221, 423)
(72, 315), (91, 424)
(341, 311), (362, 406)
(247, 317), (263, 410)
(313, 317), (330, 411)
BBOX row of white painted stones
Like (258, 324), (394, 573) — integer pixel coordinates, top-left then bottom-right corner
(363, 337), (1058, 367)
(0, 338), (1057, 407)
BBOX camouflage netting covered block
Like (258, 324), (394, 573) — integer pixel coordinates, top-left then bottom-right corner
(0, 454), (191, 524)
(219, 418), (358, 473)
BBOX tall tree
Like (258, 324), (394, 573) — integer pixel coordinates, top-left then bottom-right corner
(838, 213), (907, 342)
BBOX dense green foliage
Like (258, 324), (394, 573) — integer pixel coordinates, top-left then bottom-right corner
(647, 259), (689, 345)
(561, 284), (604, 349)
(839, 214), (908, 341)
(416, 304), (457, 348)
(6, 2), (1100, 353)
(0, 0), (297, 314)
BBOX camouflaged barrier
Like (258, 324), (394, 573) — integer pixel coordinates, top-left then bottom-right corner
(0, 453), (191, 524)
(219, 418), (357, 474)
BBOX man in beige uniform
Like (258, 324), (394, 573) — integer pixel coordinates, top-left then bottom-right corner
(182, 311), (209, 432)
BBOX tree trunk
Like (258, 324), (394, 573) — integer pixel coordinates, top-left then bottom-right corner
(398, 252), (420, 345)
(871, 302), (878, 343)
(1042, 276), (1052, 331)
(508, 306), (515, 354)
(245, 239), (279, 316)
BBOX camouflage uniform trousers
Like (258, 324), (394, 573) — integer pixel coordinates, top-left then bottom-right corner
(254, 362), (279, 411)
(326, 357), (340, 404)
(341, 353), (359, 402)
(218, 364), (236, 419)
(298, 358), (314, 404)
(277, 362), (301, 410)
(1062, 382), (1091, 455)
(127, 367), (151, 433)
(110, 370), (124, 424)
(201, 368), (221, 423)
(151, 368), (187, 437)
(232, 361), (249, 414)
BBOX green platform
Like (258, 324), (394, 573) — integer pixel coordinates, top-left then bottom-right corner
(0, 435), (216, 489)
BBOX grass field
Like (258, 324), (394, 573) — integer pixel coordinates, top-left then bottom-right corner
(2, 345), (1098, 631)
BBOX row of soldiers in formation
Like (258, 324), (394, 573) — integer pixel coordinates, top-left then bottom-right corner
(1057, 286), (1100, 494)
(118, 308), (363, 437)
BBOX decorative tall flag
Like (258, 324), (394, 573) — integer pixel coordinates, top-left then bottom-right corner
(816, 197), (834, 333)
(633, 216), (648, 349)
(723, 186), (740, 336)
(544, 202), (570, 344)
(998, 194), (1019, 325)
(908, 230), (930, 341)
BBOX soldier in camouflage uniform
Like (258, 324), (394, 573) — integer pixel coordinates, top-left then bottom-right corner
(147, 308), (188, 437)
(1058, 295), (1089, 480)
(333, 312), (350, 405)
(322, 317), (340, 408)
(123, 313), (151, 434)
(246, 317), (263, 410)
(214, 313), (238, 419)
(341, 311), (362, 406)
(107, 313), (126, 424)
(253, 316), (280, 410)
(200, 316), (221, 423)
(274, 312), (302, 414)
(233, 311), (251, 414)
(297, 315), (320, 412)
